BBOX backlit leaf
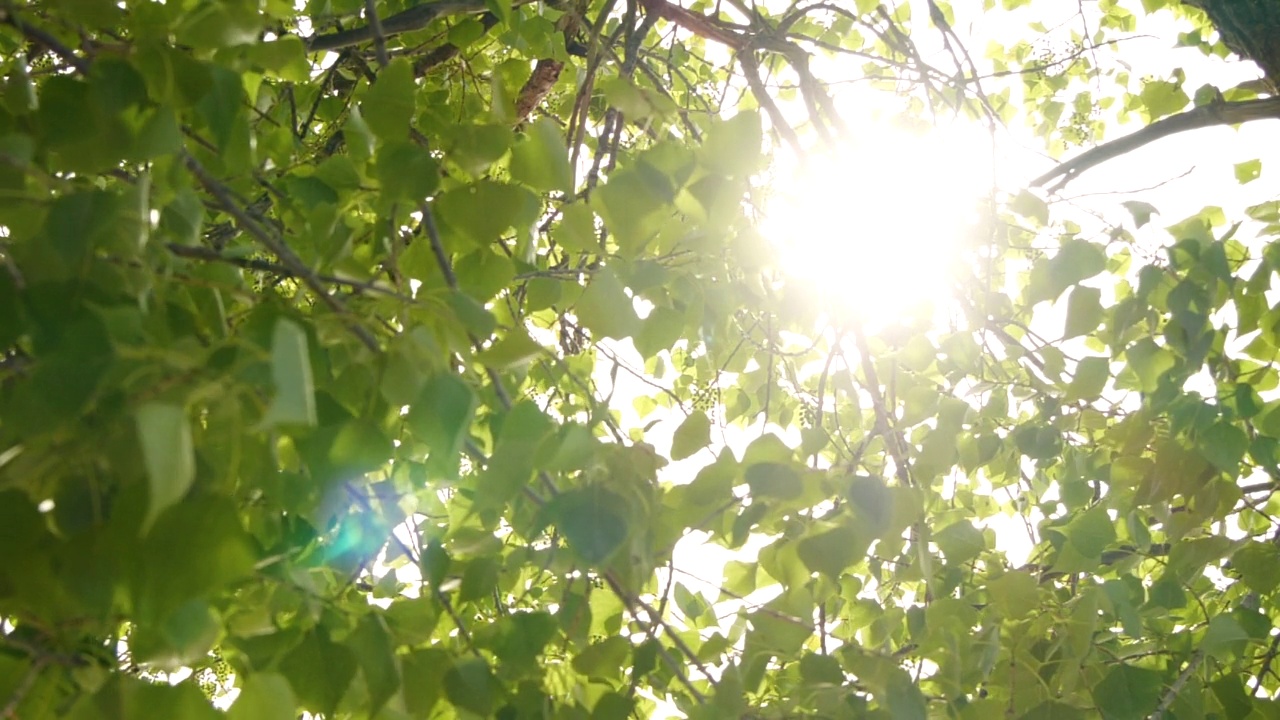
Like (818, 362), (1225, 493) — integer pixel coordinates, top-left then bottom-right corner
(671, 411), (712, 460)
(136, 402), (194, 533)
(259, 318), (317, 429)
(361, 57), (416, 139)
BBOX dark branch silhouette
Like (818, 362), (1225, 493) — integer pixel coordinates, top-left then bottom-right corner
(1032, 96), (1280, 192)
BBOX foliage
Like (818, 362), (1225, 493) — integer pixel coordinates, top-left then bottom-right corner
(1, 0), (1279, 717)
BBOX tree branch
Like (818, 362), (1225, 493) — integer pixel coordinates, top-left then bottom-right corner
(0, 6), (89, 73)
(183, 153), (381, 352)
(1153, 651), (1202, 719)
(306, 0), (488, 52)
(165, 244), (416, 302)
(1032, 97), (1280, 193)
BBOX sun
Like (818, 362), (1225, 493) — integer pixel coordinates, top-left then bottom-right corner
(760, 119), (991, 327)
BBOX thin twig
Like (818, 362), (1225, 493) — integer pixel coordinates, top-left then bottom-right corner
(183, 153), (381, 352)
(1152, 651), (1202, 719)
(0, 656), (47, 719)
(850, 323), (913, 487)
(166, 244), (416, 301)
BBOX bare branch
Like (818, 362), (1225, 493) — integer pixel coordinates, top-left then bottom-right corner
(363, 0), (389, 66)
(306, 0), (488, 52)
(1032, 97), (1280, 193)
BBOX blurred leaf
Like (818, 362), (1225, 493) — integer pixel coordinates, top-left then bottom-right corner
(362, 58), (416, 139)
(136, 403), (194, 533)
(550, 485), (631, 565)
(575, 268), (638, 340)
(1092, 664), (1162, 720)
(444, 658), (499, 716)
(228, 673), (297, 720)
(510, 117), (573, 193)
(671, 411), (712, 460)
(280, 630), (358, 717)
(259, 318), (317, 429)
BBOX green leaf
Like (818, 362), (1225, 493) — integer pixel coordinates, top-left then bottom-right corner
(671, 411), (712, 460)
(594, 167), (666, 255)
(228, 673), (297, 720)
(133, 497), (256, 624)
(135, 402), (195, 534)
(934, 520), (984, 565)
(550, 484), (631, 565)
(1138, 78), (1189, 120)
(797, 523), (867, 579)
(1121, 200), (1158, 228)
(375, 139), (440, 202)
(407, 374), (477, 459)
(345, 615), (399, 715)
(1063, 285), (1103, 338)
(1125, 338), (1176, 394)
(510, 117), (573, 193)
(436, 181), (539, 247)
(987, 571), (1038, 619)
(798, 652), (843, 685)
(66, 677), (221, 720)
(1202, 615), (1249, 659)
(1010, 189), (1049, 225)
(1019, 701), (1086, 720)
(401, 648), (449, 716)
(279, 630), (358, 717)
(361, 57), (416, 140)
(1092, 664), (1162, 720)
(259, 318), (317, 429)
(702, 111), (762, 177)
(575, 268), (639, 340)
(592, 692), (635, 720)
(1028, 238), (1107, 305)
(477, 326), (543, 369)
(884, 668), (927, 720)
(552, 202), (598, 252)
(197, 66), (246, 150)
(1211, 675), (1253, 720)
(1068, 356), (1110, 400)
(483, 0), (511, 25)
(1235, 159), (1262, 184)
(1232, 541), (1280, 595)
(1064, 505), (1116, 559)
(455, 248), (516, 302)
(1198, 421), (1247, 473)
(745, 462), (801, 500)
(444, 658), (499, 716)
(445, 123), (514, 175)
(571, 636), (630, 682)
(246, 35), (309, 82)
(458, 556), (500, 603)
(328, 420), (392, 478)
(598, 76), (674, 120)
(492, 611), (557, 675)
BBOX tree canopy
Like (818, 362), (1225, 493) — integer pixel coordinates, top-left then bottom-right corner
(2, 0), (1280, 717)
